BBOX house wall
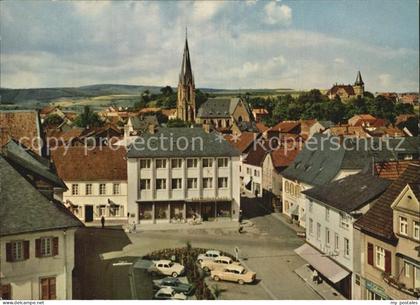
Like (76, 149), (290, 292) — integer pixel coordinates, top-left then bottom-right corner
(232, 101), (252, 123)
(282, 177), (308, 227)
(1, 229), (76, 300)
(242, 163), (263, 197)
(62, 181), (128, 222)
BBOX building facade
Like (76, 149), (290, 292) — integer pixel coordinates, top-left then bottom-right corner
(127, 127), (241, 224)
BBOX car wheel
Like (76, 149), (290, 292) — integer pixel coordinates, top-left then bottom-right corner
(172, 272), (178, 278)
(198, 259), (203, 263)
(213, 276), (220, 281)
(238, 279), (244, 285)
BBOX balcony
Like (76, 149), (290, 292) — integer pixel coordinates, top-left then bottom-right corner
(382, 272), (420, 298)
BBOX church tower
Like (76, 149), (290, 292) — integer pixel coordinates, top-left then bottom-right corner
(176, 32), (196, 122)
(353, 71), (365, 98)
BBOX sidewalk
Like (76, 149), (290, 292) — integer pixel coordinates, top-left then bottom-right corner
(294, 264), (346, 300)
(130, 219), (240, 232)
(270, 212), (305, 234)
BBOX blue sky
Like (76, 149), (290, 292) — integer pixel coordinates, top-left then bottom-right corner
(1, 0), (418, 92)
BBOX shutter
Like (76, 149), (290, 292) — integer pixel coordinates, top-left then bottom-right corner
(23, 241), (30, 260)
(40, 278), (49, 300)
(5, 243), (12, 262)
(49, 277), (56, 300)
(1, 284), (12, 299)
(35, 239), (41, 257)
(367, 243), (373, 266)
(52, 237), (59, 256)
(385, 250), (392, 274)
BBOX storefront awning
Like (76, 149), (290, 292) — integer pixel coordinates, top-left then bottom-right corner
(294, 243), (350, 283)
(108, 199), (119, 207)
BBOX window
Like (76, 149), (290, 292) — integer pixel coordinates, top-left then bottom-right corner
(171, 178), (182, 189)
(414, 221), (420, 240)
(399, 217), (408, 235)
(217, 158), (228, 168)
(334, 233), (339, 251)
(325, 228), (330, 245)
(0, 283), (11, 299)
(416, 266), (420, 288)
(71, 184), (79, 195)
(404, 261), (411, 277)
(40, 237), (52, 257)
(7, 241), (26, 261)
(85, 184), (92, 195)
(344, 238), (350, 257)
(294, 185), (300, 196)
(325, 207), (330, 221)
(316, 223), (321, 240)
(218, 177), (228, 188)
(98, 205), (106, 216)
(139, 179), (150, 190)
(187, 178), (197, 189)
(155, 159), (167, 169)
(309, 218), (313, 235)
(202, 158), (213, 168)
(375, 246), (385, 270)
(367, 290), (384, 300)
(40, 277), (56, 300)
(308, 201), (313, 212)
(156, 179), (167, 190)
(109, 206), (121, 217)
(171, 159), (182, 168)
(113, 183), (120, 195)
(339, 212), (350, 229)
(187, 158), (198, 168)
(254, 169), (260, 177)
(99, 183), (106, 195)
(285, 181), (289, 193)
(246, 168), (251, 175)
(203, 178), (213, 189)
(139, 159), (151, 169)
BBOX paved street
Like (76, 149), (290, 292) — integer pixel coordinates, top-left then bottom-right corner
(75, 213), (321, 300)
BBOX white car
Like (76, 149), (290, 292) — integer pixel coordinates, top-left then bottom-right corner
(200, 256), (241, 272)
(154, 287), (187, 300)
(197, 250), (222, 263)
(148, 260), (185, 277)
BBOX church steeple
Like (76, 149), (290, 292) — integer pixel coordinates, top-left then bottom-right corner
(353, 71), (365, 98)
(176, 30), (196, 123)
(355, 71), (364, 85)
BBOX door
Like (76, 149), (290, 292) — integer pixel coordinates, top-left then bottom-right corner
(202, 203), (215, 221)
(40, 277), (56, 300)
(85, 205), (93, 222)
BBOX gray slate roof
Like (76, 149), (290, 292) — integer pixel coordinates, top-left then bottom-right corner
(131, 115), (158, 131)
(282, 134), (420, 186)
(0, 156), (83, 236)
(127, 127), (241, 158)
(302, 173), (391, 213)
(2, 140), (66, 188)
(197, 97), (252, 119)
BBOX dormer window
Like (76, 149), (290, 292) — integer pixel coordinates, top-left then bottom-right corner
(399, 217), (408, 236)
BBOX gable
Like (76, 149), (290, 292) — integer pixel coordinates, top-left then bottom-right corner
(391, 184), (420, 214)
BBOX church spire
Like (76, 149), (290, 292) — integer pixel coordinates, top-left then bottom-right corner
(355, 71), (364, 85)
(179, 30), (193, 85)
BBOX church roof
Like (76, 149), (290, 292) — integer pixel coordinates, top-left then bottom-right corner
(355, 71), (364, 85)
(179, 38), (194, 85)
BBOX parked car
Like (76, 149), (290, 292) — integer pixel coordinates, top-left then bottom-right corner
(211, 265), (256, 285)
(200, 256), (241, 272)
(153, 277), (195, 295)
(197, 250), (222, 263)
(148, 260), (185, 277)
(154, 287), (187, 300)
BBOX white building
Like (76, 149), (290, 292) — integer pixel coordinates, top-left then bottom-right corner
(51, 146), (128, 224)
(296, 173), (390, 299)
(126, 127), (241, 224)
(0, 156), (83, 300)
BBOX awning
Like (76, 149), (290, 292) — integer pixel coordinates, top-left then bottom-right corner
(108, 199), (119, 207)
(290, 204), (299, 216)
(65, 200), (78, 207)
(243, 176), (252, 189)
(295, 243), (350, 283)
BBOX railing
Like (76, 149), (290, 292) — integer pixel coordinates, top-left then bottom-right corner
(382, 272), (420, 298)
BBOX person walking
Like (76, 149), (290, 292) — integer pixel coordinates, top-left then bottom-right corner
(101, 216), (105, 229)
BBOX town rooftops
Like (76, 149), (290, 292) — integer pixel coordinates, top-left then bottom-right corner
(375, 160), (420, 181)
(281, 134), (420, 186)
(127, 127), (241, 158)
(270, 121), (301, 134)
(51, 146), (127, 181)
(303, 173), (391, 213)
(0, 110), (43, 155)
(0, 156), (83, 236)
(354, 163), (420, 244)
(224, 132), (258, 154)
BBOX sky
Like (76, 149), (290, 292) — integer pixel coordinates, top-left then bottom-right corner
(1, 0), (419, 92)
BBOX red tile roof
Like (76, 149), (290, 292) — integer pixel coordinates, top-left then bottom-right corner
(270, 121), (301, 134)
(270, 145), (301, 169)
(256, 122), (269, 133)
(224, 132), (258, 153)
(374, 160), (420, 181)
(0, 110), (42, 155)
(244, 142), (268, 167)
(355, 163), (420, 244)
(51, 146), (127, 181)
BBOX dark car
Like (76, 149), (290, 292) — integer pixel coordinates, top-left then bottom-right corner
(153, 277), (195, 295)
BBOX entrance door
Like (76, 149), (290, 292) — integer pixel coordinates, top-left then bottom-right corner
(201, 203), (215, 221)
(85, 205), (93, 222)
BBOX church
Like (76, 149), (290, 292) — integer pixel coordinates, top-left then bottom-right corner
(326, 71), (365, 101)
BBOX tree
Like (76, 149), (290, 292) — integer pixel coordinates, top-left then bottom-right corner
(160, 86), (174, 96)
(166, 118), (189, 128)
(195, 89), (209, 110)
(327, 99), (347, 123)
(74, 106), (104, 128)
(134, 97), (148, 110)
(43, 114), (63, 126)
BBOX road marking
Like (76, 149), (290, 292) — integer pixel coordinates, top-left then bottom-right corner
(239, 259), (277, 300)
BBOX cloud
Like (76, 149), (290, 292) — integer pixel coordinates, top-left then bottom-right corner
(191, 1), (226, 22)
(245, 0), (258, 6)
(334, 58), (345, 64)
(378, 73), (392, 87)
(264, 1), (292, 25)
(72, 0), (111, 16)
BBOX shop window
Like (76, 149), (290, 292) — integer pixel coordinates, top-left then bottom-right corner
(216, 202), (231, 218)
(139, 204), (153, 220)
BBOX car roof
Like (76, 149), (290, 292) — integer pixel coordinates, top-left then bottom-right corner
(158, 287), (175, 293)
(224, 265), (245, 272)
(156, 260), (172, 264)
(216, 256), (232, 261)
(206, 250), (221, 254)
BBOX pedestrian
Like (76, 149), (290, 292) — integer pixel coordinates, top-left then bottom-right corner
(101, 216), (105, 228)
(312, 269), (318, 283)
(132, 221), (136, 233)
